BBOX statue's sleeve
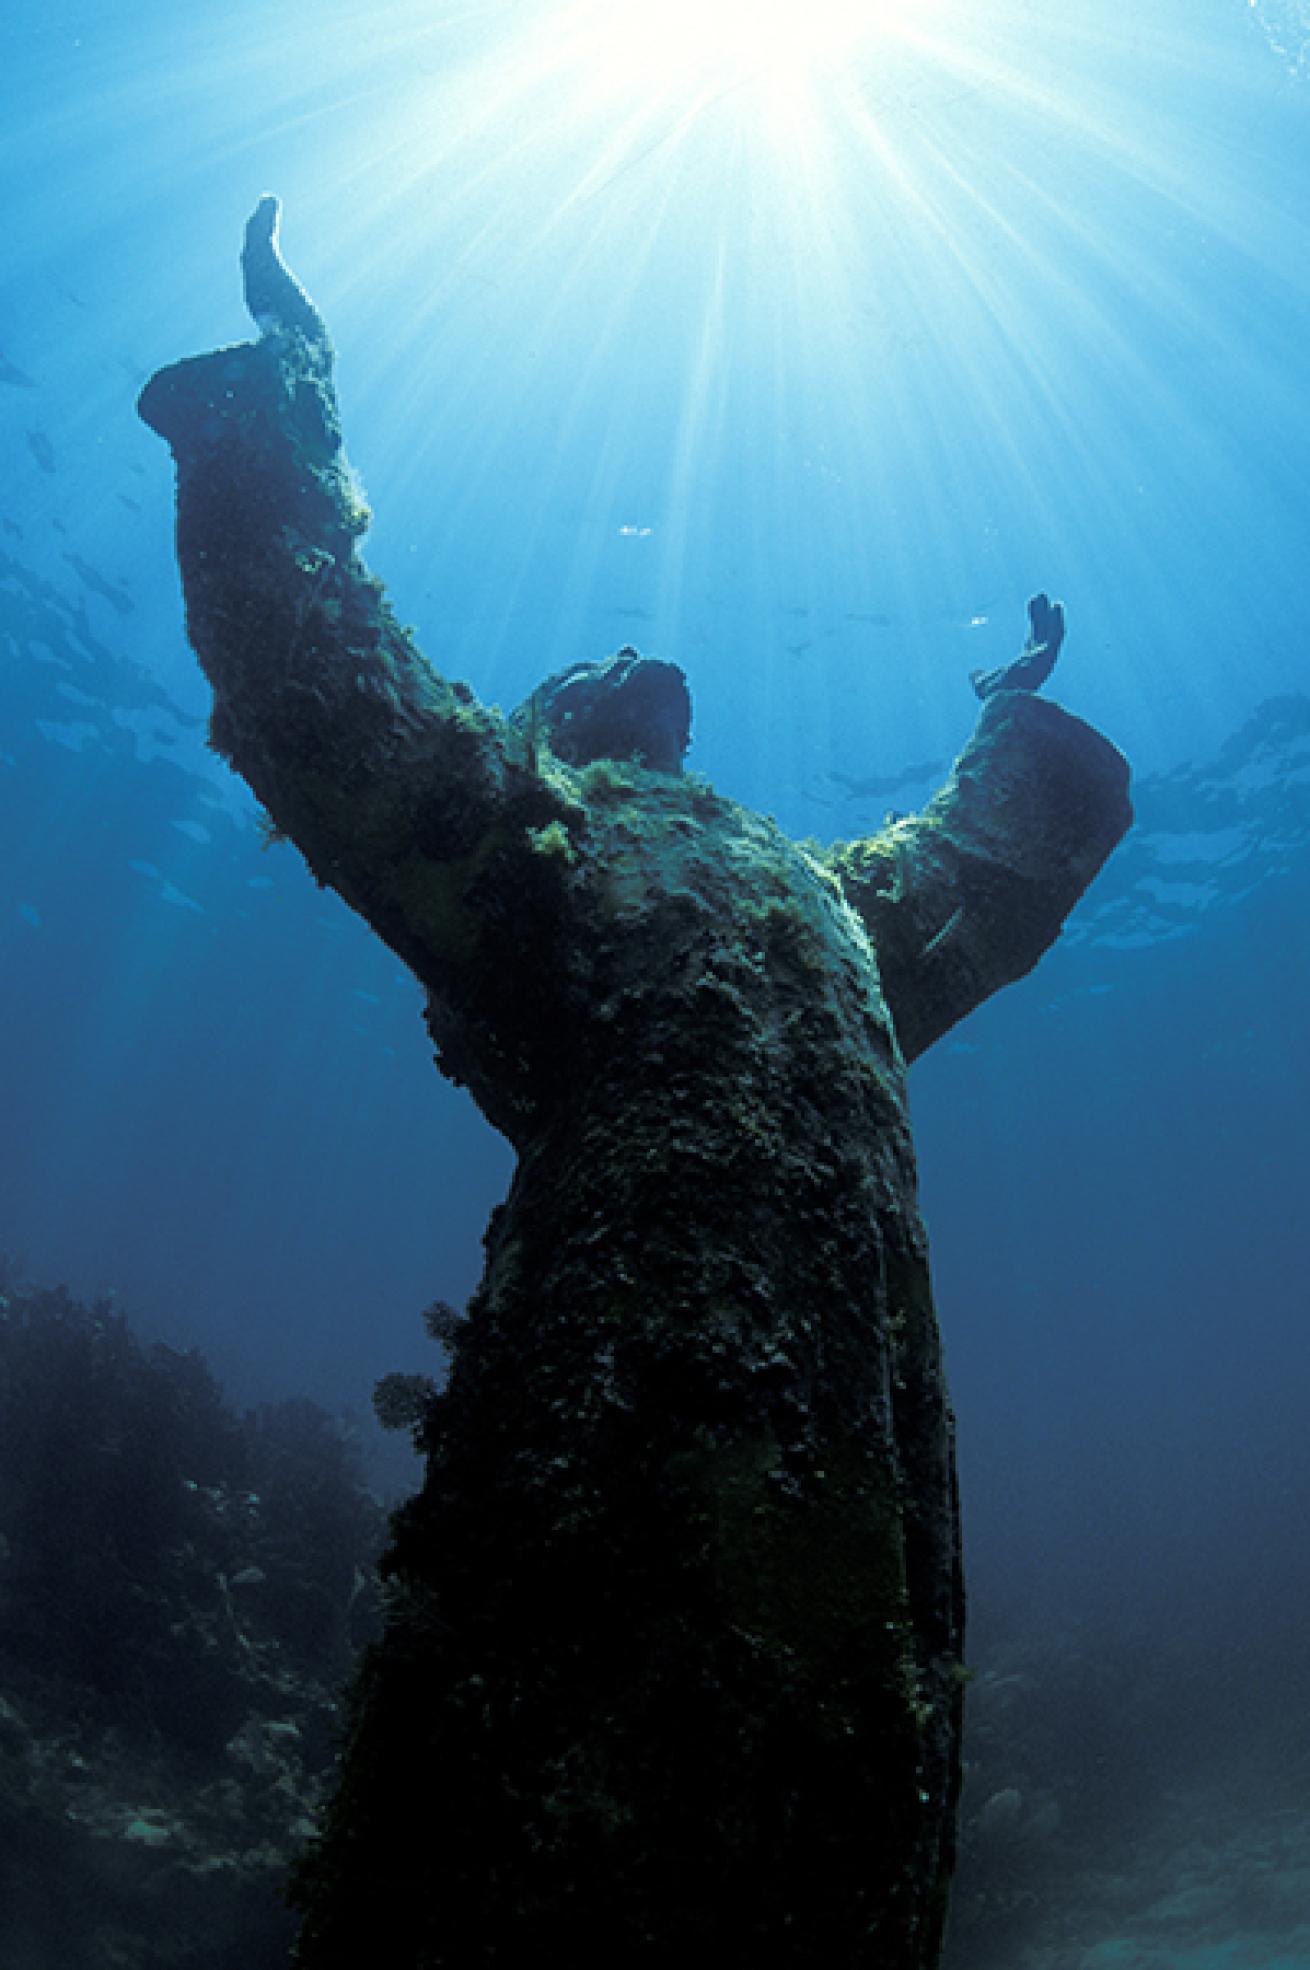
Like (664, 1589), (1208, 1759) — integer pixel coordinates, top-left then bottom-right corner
(827, 692), (1132, 1063)
(139, 201), (575, 1137)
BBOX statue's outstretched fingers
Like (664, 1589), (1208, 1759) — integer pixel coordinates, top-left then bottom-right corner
(245, 191), (278, 251)
(241, 195), (331, 350)
(1026, 592), (1058, 651)
(1045, 596), (1066, 651)
(971, 593), (1065, 700)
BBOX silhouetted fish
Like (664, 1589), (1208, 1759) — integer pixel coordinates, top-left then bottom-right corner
(826, 758), (946, 801)
(1, 351), (36, 389)
(64, 552), (134, 615)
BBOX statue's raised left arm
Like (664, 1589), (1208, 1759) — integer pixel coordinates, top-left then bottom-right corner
(829, 604), (1132, 1063)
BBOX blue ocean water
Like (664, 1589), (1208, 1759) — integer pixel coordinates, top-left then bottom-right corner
(2, 2), (1309, 1962)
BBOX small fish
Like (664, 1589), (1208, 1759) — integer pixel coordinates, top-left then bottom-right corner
(0, 351), (36, 390)
(64, 551), (134, 615)
(826, 758), (946, 801)
(26, 429), (56, 473)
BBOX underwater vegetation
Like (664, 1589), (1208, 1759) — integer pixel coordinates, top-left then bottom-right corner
(0, 1268), (387, 1970)
(4, 1267), (1306, 1970)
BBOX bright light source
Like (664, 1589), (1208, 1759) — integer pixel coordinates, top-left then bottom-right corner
(570, 0), (937, 105)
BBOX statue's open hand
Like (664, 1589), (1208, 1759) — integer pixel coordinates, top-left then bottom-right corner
(138, 197), (354, 546)
(970, 591), (1065, 701)
(241, 194), (331, 351)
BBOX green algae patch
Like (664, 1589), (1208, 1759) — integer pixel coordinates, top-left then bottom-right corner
(387, 830), (511, 969)
(527, 818), (577, 866)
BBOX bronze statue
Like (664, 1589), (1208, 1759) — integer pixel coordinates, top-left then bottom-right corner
(140, 197), (1131, 1969)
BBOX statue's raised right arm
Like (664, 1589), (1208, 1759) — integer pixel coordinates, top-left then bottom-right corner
(139, 197), (574, 1138)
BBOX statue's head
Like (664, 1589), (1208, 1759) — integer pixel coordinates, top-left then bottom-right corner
(514, 648), (692, 774)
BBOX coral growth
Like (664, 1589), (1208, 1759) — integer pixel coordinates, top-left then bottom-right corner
(0, 1272), (387, 1970)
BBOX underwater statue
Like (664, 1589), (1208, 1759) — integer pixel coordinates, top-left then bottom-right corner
(139, 198), (1131, 1969)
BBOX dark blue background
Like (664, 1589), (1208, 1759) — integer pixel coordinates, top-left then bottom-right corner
(3, 0), (1308, 1858)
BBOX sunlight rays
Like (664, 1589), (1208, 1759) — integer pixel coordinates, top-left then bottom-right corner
(270, 0), (1310, 762)
(18, 0), (1302, 773)
(545, 0), (946, 113)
